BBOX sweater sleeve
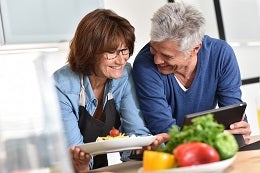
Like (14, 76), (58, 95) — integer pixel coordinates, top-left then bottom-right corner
(215, 42), (243, 107)
(132, 44), (176, 134)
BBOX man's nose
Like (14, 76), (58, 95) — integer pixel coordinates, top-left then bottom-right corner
(153, 54), (164, 64)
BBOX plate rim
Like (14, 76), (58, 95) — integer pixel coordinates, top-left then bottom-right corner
(91, 146), (142, 155)
(78, 135), (156, 155)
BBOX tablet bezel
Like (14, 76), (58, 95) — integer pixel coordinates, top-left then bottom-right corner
(181, 102), (247, 130)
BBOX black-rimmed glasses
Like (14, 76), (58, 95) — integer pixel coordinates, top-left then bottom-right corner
(106, 48), (130, 60)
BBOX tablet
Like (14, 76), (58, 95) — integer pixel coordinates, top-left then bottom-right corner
(181, 102), (247, 130)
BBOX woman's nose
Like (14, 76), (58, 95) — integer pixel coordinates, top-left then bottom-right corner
(115, 54), (127, 64)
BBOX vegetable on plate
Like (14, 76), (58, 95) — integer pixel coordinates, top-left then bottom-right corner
(155, 114), (238, 168)
(143, 150), (176, 171)
(173, 142), (220, 167)
(109, 127), (120, 137)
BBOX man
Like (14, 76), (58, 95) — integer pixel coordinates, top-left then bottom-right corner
(132, 2), (251, 144)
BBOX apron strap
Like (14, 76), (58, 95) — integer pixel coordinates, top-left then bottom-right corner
(79, 74), (85, 107)
(107, 92), (113, 101)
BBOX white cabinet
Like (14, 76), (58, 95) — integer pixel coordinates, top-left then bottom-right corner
(0, 0), (103, 44)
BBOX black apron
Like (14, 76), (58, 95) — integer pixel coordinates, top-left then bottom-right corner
(77, 75), (121, 169)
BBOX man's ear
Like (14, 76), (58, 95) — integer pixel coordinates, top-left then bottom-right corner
(191, 43), (202, 56)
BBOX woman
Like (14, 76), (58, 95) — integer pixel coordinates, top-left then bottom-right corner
(53, 9), (156, 172)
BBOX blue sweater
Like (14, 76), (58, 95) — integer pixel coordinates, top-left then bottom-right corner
(133, 35), (243, 134)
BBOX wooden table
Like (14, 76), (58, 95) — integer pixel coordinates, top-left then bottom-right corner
(90, 135), (260, 173)
(223, 150), (260, 173)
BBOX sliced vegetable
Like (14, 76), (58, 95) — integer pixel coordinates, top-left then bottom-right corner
(174, 142), (220, 167)
(143, 150), (176, 171)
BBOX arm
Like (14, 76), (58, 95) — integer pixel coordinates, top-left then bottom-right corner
(216, 42), (251, 143)
(53, 73), (94, 169)
(117, 63), (151, 136)
(216, 43), (243, 107)
(55, 86), (83, 147)
(111, 64), (151, 161)
(132, 45), (176, 134)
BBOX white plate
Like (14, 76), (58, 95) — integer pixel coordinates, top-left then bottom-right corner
(78, 135), (156, 155)
(138, 155), (236, 173)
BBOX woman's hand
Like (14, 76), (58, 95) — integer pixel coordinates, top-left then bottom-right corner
(70, 146), (91, 173)
(227, 120), (251, 144)
(136, 133), (170, 154)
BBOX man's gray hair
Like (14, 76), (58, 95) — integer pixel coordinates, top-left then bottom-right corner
(150, 2), (206, 52)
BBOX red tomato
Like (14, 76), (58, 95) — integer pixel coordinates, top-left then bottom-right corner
(109, 128), (120, 137)
(173, 142), (220, 167)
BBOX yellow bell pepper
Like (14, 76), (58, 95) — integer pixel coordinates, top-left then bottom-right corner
(143, 150), (176, 171)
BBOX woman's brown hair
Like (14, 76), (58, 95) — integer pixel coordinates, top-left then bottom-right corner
(68, 9), (135, 75)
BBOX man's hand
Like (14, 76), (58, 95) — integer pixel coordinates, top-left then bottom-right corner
(135, 133), (170, 154)
(228, 120), (251, 144)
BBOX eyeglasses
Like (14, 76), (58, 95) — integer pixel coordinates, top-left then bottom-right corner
(106, 48), (130, 60)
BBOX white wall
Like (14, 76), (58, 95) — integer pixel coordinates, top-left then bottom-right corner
(241, 84), (260, 136)
(176, 0), (219, 38)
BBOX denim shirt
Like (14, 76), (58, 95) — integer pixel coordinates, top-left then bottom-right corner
(53, 62), (151, 148)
